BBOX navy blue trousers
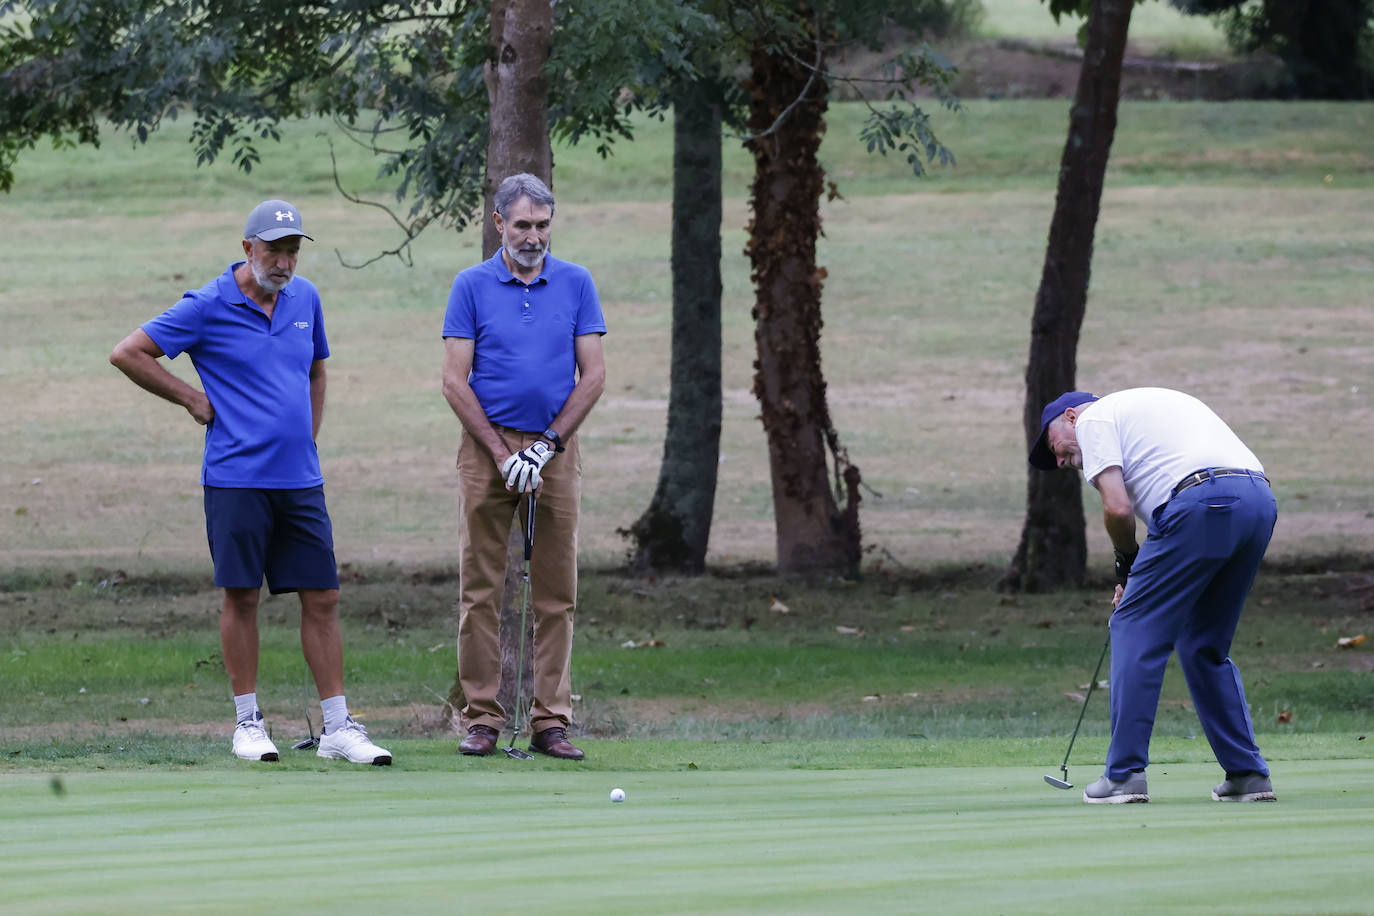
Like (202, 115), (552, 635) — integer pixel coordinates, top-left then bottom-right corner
(1105, 473), (1276, 780)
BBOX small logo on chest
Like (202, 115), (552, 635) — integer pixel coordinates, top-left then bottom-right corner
(293, 321), (310, 330)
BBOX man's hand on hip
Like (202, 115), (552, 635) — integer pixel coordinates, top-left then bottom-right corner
(501, 440), (554, 493)
(186, 392), (215, 426)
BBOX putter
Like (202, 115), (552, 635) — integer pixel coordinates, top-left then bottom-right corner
(1044, 630), (1110, 790)
(501, 493), (538, 761)
(292, 668), (319, 750)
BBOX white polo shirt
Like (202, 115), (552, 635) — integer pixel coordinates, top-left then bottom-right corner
(1076, 388), (1263, 522)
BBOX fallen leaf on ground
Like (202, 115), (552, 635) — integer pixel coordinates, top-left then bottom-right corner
(835, 626), (864, 636)
(1277, 709), (1293, 724)
(1336, 634), (1367, 648)
(769, 597), (790, 614)
(862, 695), (880, 702)
(1065, 692), (1085, 703)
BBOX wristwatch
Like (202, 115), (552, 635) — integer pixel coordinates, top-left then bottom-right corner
(542, 427), (565, 453)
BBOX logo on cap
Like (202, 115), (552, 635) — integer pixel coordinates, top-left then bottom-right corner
(275, 210), (295, 223)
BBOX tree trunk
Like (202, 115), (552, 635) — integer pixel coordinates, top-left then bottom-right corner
(745, 24), (862, 578)
(445, 0), (553, 729)
(1006, 0), (1133, 592)
(480, 0), (553, 252)
(625, 82), (723, 575)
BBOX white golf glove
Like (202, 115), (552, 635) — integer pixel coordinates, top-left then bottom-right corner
(501, 440), (554, 493)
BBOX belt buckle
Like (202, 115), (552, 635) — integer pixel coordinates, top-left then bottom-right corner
(1174, 470), (1205, 498)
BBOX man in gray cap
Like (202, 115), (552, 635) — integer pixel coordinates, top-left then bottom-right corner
(1030, 388), (1276, 804)
(110, 199), (392, 766)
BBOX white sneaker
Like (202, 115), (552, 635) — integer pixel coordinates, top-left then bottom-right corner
(316, 717), (392, 766)
(232, 713), (280, 762)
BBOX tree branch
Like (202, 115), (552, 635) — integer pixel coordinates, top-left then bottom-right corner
(325, 140), (430, 268)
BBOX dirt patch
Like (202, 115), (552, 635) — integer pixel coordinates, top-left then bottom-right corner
(948, 39), (1282, 100)
(575, 689), (1012, 738)
(833, 33), (1284, 101)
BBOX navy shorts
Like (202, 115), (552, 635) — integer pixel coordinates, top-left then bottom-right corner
(203, 486), (339, 594)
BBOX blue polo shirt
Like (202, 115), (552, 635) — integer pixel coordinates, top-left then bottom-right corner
(442, 251), (607, 431)
(142, 264), (329, 488)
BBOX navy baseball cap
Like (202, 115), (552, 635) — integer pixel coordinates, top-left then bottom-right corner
(244, 199), (314, 242)
(1028, 391), (1099, 470)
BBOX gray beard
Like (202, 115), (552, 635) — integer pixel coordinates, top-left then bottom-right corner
(505, 241), (547, 270)
(250, 259), (288, 294)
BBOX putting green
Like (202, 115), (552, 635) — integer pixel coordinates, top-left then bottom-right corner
(3, 760), (1370, 914)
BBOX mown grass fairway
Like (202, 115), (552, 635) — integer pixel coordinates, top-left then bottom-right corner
(4, 758), (1372, 914)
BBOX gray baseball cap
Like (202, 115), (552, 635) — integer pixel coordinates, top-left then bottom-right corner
(244, 199), (314, 242)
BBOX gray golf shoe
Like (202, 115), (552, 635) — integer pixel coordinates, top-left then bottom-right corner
(1083, 771), (1149, 804)
(1212, 772), (1276, 802)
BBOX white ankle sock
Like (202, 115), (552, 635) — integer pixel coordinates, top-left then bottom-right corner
(234, 693), (259, 724)
(321, 695), (348, 734)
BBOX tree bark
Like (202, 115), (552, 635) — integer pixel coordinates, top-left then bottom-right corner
(480, 0), (553, 250)
(445, 0), (553, 729)
(625, 82), (724, 575)
(745, 23), (862, 578)
(1006, 0), (1133, 592)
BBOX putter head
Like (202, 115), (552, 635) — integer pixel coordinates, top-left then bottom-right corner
(292, 737), (320, 750)
(502, 745), (534, 760)
(1044, 774), (1073, 789)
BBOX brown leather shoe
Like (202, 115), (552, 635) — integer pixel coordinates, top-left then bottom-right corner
(529, 726), (584, 761)
(459, 724), (498, 756)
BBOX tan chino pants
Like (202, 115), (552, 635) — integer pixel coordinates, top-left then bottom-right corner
(456, 427), (580, 735)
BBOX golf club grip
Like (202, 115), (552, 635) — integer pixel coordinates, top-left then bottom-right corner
(524, 495), (536, 560)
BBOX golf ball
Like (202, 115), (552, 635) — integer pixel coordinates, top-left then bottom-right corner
(609, 787), (626, 803)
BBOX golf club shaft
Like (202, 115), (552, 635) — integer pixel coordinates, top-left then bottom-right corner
(509, 494), (536, 748)
(1060, 630), (1111, 771)
(292, 665), (318, 750)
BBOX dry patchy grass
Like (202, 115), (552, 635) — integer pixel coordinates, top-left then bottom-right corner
(3, 128), (1372, 577)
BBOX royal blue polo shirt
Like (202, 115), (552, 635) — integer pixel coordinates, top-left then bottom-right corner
(142, 263), (329, 488)
(442, 251), (607, 431)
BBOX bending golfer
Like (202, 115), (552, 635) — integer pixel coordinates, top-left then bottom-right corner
(441, 173), (606, 760)
(109, 199), (391, 766)
(1030, 388), (1276, 804)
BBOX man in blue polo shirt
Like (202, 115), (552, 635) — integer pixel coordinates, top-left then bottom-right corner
(441, 173), (607, 760)
(110, 198), (391, 766)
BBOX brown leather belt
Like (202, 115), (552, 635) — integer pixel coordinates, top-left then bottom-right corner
(1171, 467), (1269, 498)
